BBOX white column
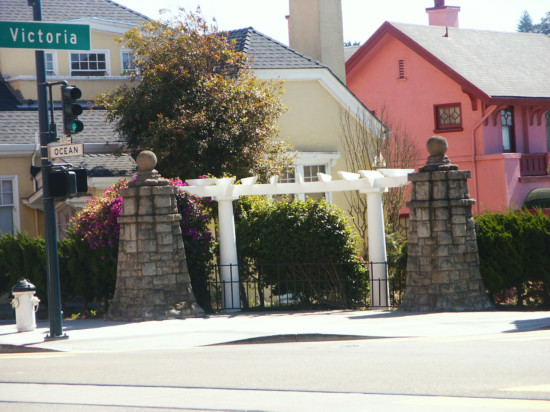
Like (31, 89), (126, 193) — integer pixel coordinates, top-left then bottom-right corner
(217, 198), (241, 311)
(366, 190), (389, 308)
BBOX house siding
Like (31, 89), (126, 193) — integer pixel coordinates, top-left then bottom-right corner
(347, 27), (550, 213)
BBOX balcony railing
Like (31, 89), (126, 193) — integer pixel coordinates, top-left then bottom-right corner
(520, 153), (549, 176)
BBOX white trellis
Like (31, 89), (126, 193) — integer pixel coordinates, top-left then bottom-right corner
(181, 169), (413, 311)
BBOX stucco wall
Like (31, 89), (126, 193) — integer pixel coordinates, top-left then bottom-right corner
(347, 32), (550, 213)
(2, 29), (130, 101)
(0, 155), (43, 236)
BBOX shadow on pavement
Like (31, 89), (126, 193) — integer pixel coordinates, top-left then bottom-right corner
(347, 310), (426, 320)
(507, 317), (550, 333)
(0, 344), (59, 353)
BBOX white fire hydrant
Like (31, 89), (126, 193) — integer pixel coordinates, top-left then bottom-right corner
(11, 279), (40, 332)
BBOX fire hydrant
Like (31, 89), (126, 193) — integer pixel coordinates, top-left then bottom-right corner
(11, 279), (40, 332)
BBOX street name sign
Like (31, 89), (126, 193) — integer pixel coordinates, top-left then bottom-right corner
(0, 21), (90, 50)
(48, 143), (84, 160)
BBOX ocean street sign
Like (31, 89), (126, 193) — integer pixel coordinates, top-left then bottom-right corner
(0, 21), (90, 50)
(48, 142), (84, 160)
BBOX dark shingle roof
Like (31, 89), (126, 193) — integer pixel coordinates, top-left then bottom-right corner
(226, 27), (325, 70)
(56, 153), (136, 177)
(0, 109), (120, 145)
(0, 0), (150, 24)
(391, 22), (550, 99)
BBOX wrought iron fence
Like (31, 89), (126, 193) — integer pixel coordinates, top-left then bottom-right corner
(205, 262), (405, 312)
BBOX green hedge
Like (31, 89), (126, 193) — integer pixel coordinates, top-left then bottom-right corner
(0, 233), (48, 300)
(235, 196), (367, 308)
(0, 232), (115, 313)
(475, 209), (550, 307)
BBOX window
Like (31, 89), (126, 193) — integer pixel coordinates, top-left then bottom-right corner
(280, 164), (328, 201)
(45, 52), (56, 76)
(397, 59), (405, 79)
(0, 176), (19, 235)
(280, 167), (295, 183)
(71, 51), (107, 76)
(121, 50), (136, 75)
(303, 165), (326, 182)
(546, 110), (550, 152)
(501, 107), (515, 152)
(303, 165), (326, 200)
(434, 103), (462, 131)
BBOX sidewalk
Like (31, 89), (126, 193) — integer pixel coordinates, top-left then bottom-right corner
(1, 309), (550, 353)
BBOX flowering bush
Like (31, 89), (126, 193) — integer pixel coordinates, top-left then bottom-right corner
(71, 179), (127, 252)
(168, 178), (215, 311)
(69, 177), (215, 311)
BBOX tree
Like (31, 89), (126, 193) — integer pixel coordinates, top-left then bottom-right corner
(517, 10), (534, 32)
(517, 10), (550, 34)
(98, 9), (294, 181)
(339, 106), (419, 249)
(537, 11), (550, 34)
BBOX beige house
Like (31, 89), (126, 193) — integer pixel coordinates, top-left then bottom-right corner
(229, 0), (384, 212)
(0, 0), (148, 237)
(1, 0), (383, 240)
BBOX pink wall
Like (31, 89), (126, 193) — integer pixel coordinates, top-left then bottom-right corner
(347, 31), (550, 214)
(347, 36), (477, 162)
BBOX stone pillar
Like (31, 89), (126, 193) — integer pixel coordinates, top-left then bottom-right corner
(400, 136), (493, 311)
(107, 151), (204, 321)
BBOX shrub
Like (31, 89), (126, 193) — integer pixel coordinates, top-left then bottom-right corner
(68, 178), (215, 311)
(235, 196), (367, 308)
(169, 178), (215, 311)
(475, 209), (550, 307)
(0, 233), (47, 299)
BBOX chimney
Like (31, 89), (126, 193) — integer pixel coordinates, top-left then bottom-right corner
(426, 0), (460, 28)
(288, 0), (346, 83)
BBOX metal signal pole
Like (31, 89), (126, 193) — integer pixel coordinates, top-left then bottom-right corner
(28, 0), (66, 340)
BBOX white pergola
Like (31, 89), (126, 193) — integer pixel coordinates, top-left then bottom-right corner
(181, 169), (413, 311)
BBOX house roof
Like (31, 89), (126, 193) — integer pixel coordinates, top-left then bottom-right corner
(56, 153), (136, 177)
(226, 27), (326, 70)
(344, 45), (361, 62)
(347, 22), (550, 101)
(0, 0), (149, 24)
(0, 109), (120, 145)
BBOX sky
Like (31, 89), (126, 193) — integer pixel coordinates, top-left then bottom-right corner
(114, 0), (549, 45)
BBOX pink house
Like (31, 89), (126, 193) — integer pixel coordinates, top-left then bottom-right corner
(346, 1), (550, 213)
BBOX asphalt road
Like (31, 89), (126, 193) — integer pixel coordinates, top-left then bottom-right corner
(1, 329), (549, 411)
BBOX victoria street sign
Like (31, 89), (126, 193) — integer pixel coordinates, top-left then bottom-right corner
(0, 21), (90, 50)
(48, 143), (84, 160)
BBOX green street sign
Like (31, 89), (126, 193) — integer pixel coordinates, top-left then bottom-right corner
(0, 21), (90, 50)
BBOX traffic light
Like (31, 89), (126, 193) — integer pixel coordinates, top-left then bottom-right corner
(47, 168), (88, 199)
(61, 85), (84, 136)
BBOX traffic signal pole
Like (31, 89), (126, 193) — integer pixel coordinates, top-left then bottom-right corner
(29, 0), (66, 340)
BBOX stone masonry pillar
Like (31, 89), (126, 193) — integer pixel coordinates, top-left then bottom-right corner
(400, 136), (493, 311)
(107, 151), (204, 321)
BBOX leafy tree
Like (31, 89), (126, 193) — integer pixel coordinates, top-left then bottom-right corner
(517, 10), (534, 32)
(98, 9), (294, 182)
(517, 10), (550, 34)
(537, 11), (550, 34)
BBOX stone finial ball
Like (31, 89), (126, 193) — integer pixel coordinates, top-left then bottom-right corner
(136, 150), (157, 171)
(426, 136), (448, 156)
